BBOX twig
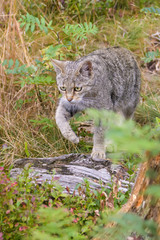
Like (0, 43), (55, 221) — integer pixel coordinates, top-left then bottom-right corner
(14, 15), (30, 66)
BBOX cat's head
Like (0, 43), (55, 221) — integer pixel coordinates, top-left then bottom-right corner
(51, 59), (94, 103)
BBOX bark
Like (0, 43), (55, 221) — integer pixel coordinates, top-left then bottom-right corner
(121, 153), (160, 234)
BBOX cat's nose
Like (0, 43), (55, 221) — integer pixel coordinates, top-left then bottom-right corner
(66, 95), (73, 102)
(67, 98), (73, 102)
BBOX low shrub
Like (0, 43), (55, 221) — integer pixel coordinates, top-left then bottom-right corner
(0, 165), (127, 240)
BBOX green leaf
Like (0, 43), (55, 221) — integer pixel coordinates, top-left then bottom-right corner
(26, 12), (31, 22)
(36, 18), (40, 26)
(20, 78), (26, 88)
(63, 22), (98, 41)
(15, 59), (19, 67)
(48, 20), (52, 26)
(39, 24), (43, 31)
(5, 69), (13, 74)
(25, 23), (30, 33)
(41, 17), (46, 26)
(142, 49), (160, 63)
(35, 59), (42, 64)
(20, 22), (26, 28)
(31, 23), (35, 32)
(48, 20), (53, 29)
(110, 213), (157, 237)
(145, 185), (160, 199)
(141, 7), (160, 15)
(87, 109), (160, 155)
(31, 75), (54, 85)
(22, 15), (26, 20)
(44, 44), (63, 59)
(8, 59), (14, 68)
(43, 26), (48, 34)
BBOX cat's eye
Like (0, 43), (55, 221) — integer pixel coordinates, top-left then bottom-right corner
(60, 86), (66, 91)
(74, 87), (82, 92)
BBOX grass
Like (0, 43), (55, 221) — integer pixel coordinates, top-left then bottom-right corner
(0, 1), (160, 239)
(0, 0), (160, 164)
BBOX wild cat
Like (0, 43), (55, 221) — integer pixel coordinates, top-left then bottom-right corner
(51, 47), (141, 160)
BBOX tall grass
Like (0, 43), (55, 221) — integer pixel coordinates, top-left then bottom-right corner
(0, 0), (160, 164)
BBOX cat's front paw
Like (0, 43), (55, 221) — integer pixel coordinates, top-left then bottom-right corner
(62, 131), (79, 144)
(69, 135), (79, 144)
(65, 133), (79, 144)
(91, 148), (106, 161)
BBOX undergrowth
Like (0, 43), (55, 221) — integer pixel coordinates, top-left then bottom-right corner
(0, 164), (130, 240)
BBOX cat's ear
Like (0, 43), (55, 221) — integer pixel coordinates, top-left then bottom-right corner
(51, 59), (66, 74)
(79, 61), (93, 78)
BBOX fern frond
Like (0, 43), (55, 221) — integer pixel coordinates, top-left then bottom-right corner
(142, 49), (160, 63)
(63, 22), (98, 41)
(141, 7), (160, 15)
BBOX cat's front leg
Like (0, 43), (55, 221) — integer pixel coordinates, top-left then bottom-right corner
(55, 103), (79, 144)
(91, 125), (106, 160)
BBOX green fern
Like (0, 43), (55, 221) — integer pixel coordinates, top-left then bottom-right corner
(141, 6), (160, 15)
(142, 49), (160, 63)
(19, 13), (53, 34)
(63, 22), (98, 41)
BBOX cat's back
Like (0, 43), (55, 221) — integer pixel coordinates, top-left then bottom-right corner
(86, 47), (141, 115)
(88, 46), (140, 88)
(88, 46), (136, 66)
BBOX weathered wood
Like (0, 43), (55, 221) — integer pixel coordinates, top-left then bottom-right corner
(120, 154), (160, 235)
(11, 153), (132, 194)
